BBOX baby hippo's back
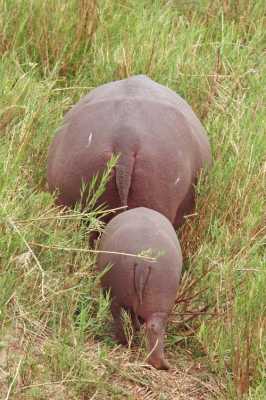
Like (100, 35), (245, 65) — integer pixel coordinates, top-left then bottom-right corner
(97, 207), (182, 320)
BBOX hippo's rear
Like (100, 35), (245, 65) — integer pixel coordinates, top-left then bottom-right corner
(47, 75), (211, 228)
(97, 207), (183, 370)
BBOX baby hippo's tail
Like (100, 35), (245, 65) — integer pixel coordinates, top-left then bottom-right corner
(133, 263), (151, 305)
(115, 153), (135, 207)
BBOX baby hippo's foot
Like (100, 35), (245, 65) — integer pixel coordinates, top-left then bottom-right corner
(111, 300), (128, 345)
(113, 317), (128, 345)
(114, 328), (128, 346)
(148, 355), (170, 371)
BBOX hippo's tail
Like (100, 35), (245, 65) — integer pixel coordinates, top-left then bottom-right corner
(115, 153), (135, 207)
(133, 263), (151, 305)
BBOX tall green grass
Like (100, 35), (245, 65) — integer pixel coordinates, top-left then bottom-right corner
(0, 1), (265, 399)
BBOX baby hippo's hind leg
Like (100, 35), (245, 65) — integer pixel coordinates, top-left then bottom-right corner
(146, 312), (170, 370)
(111, 299), (127, 345)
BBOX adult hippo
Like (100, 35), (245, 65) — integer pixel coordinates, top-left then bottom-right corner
(47, 75), (211, 228)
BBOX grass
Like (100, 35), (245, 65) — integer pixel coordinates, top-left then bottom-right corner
(0, 0), (265, 398)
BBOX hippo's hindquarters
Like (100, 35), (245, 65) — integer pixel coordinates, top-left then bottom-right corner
(97, 207), (183, 370)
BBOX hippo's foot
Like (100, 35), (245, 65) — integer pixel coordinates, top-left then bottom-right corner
(115, 325), (128, 346)
(148, 355), (170, 371)
(111, 300), (128, 345)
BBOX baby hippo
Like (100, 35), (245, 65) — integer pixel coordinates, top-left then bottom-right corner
(97, 207), (182, 370)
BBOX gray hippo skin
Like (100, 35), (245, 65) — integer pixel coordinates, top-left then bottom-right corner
(47, 75), (211, 228)
(97, 207), (183, 370)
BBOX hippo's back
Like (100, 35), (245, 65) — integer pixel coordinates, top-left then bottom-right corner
(66, 75), (208, 146)
(100, 206), (180, 251)
(68, 75), (190, 111)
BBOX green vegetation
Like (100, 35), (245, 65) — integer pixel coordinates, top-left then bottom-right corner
(0, 0), (265, 399)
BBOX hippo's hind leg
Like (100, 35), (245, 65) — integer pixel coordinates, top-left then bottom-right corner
(130, 310), (142, 332)
(146, 312), (170, 370)
(111, 299), (127, 345)
(174, 186), (196, 228)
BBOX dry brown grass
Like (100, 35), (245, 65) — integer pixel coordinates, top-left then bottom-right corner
(1, 321), (224, 400)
